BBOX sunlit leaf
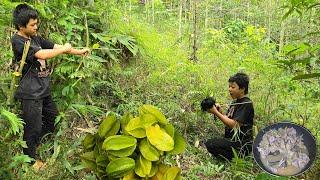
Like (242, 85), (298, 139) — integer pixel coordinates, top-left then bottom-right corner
(126, 117), (146, 138)
(146, 125), (174, 151)
(106, 157), (135, 178)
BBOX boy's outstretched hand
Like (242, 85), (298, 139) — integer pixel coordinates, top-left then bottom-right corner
(78, 48), (90, 56)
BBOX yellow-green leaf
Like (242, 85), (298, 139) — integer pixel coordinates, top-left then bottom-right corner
(141, 105), (168, 125)
(162, 166), (181, 180)
(123, 170), (139, 180)
(81, 151), (95, 161)
(149, 164), (158, 177)
(121, 112), (133, 135)
(163, 124), (175, 138)
(106, 120), (120, 138)
(80, 151), (96, 169)
(102, 135), (137, 151)
(140, 113), (157, 128)
(134, 155), (152, 177)
(108, 144), (136, 157)
(139, 138), (160, 161)
(106, 157), (135, 178)
(83, 133), (96, 150)
(107, 153), (118, 161)
(96, 154), (109, 167)
(151, 164), (169, 180)
(126, 117), (146, 138)
(167, 132), (186, 155)
(146, 125), (174, 151)
(98, 113), (117, 138)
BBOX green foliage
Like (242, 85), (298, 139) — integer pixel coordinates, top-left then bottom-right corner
(80, 104), (185, 179)
(0, 108), (24, 136)
(224, 20), (248, 43)
(280, 0), (320, 80)
(186, 162), (224, 180)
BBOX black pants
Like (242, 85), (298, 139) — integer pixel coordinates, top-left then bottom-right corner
(21, 96), (58, 159)
(205, 137), (252, 160)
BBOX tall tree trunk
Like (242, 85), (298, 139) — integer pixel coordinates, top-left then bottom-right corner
(190, 0), (198, 61)
(267, 0), (272, 41)
(145, 0), (149, 22)
(184, 0), (187, 24)
(204, 0), (208, 31)
(219, 0), (223, 29)
(178, 0), (183, 38)
(129, 0), (132, 21)
(152, 0), (155, 24)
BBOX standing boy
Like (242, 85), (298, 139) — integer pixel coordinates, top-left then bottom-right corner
(203, 72), (254, 160)
(11, 4), (89, 168)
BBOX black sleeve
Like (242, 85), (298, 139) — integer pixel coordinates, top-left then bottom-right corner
(232, 104), (254, 125)
(39, 36), (54, 49)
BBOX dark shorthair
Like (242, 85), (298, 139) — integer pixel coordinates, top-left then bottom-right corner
(201, 97), (216, 112)
(228, 72), (249, 94)
(13, 4), (38, 30)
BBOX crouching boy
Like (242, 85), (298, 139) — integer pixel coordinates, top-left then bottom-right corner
(202, 72), (254, 160)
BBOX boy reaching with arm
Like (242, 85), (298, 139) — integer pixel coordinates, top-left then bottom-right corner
(11, 3), (89, 170)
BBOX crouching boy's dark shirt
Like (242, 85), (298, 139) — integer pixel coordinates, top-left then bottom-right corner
(11, 34), (54, 99)
(225, 97), (254, 146)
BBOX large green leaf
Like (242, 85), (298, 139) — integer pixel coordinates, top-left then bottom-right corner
(162, 166), (181, 180)
(105, 120), (120, 138)
(126, 117), (146, 138)
(163, 124), (175, 138)
(146, 125), (174, 151)
(98, 113), (118, 138)
(121, 112), (133, 135)
(82, 133), (96, 150)
(141, 113), (157, 128)
(96, 154), (109, 167)
(139, 138), (160, 161)
(80, 151), (96, 170)
(140, 105), (168, 125)
(108, 144), (137, 157)
(106, 157), (135, 178)
(134, 155), (152, 178)
(167, 132), (186, 155)
(102, 135), (137, 151)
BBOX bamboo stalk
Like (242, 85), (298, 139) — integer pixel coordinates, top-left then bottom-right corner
(7, 40), (31, 106)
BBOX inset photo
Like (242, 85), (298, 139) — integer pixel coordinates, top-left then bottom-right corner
(253, 122), (317, 176)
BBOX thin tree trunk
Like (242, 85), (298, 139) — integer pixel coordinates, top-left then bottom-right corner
(204, 0), (208, 31)
(129, 0), (132, 21)
(179, 0), (183, 38)
(219, 0), (223, 29)
(267, 0), (272, 40)
(247, 1), (250, 22)
(279, 20), (285, 56)
(184, 0), (187, 24)
(146, 0), (149, 22)
(190, 0), (198, 61)
(152, 0), (155, 24)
